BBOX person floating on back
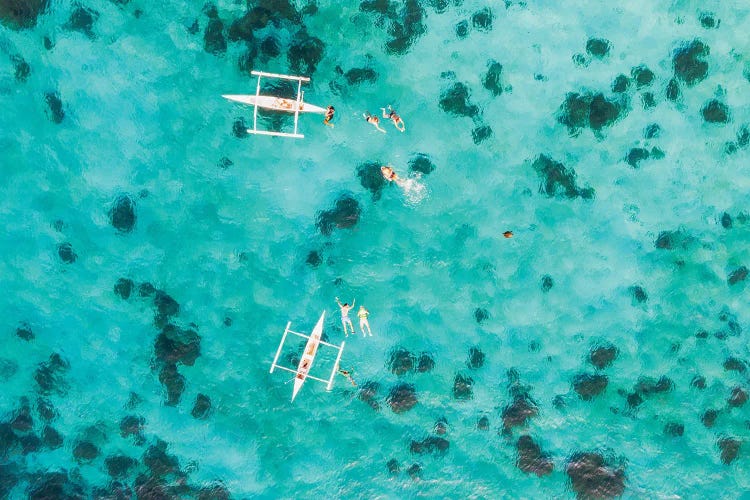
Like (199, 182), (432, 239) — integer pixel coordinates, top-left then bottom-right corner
(381, 105), (405, 132)
(363, 112), (386, 133)
(324, 105), (335, 127)
(358, 306), (373, 336)
(335, 297), (356, 337)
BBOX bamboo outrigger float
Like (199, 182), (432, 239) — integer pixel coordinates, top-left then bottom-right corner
(270, 311), (346, 402)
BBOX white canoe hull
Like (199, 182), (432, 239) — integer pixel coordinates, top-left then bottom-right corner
(291, 311), (326, 401)
(222, 94), (327, 114)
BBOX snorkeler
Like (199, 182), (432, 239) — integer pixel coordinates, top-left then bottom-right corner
(363, 112), (386, 133)
(381, 105), (405, 132)
(358, 306), (372, 336)
(338, 368), (357, 386)
(335, 297), (356, 337)
(324, 105), (335, 127)
(503, 231), (514, 238)
(381, 165), (398, 181)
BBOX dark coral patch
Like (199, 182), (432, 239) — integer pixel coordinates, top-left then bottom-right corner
(344, 68), (378, 85)
(728, 387), (748, 408)
(611, 74), (630, 93)
(387, 383), (417, 413)
(558, 92), (625, 135)
(634, 376), (674, 396)
(154, 291), (180, 319)
(154, 324), (200, 366)
(718, 438), (740, 465)
(665, 78), (681, 101)
(0, 0), (49, 29)
(453, 373), (473, 400)
(474, 308), (489, 324)
(586, 38), (610, 58)
(191, 394), (212, 419)
(114, 278), (134, 299)
(386, 458), (399, 475)
(541, 275), (554, 292)
(721, 213), (732, 229)
(16, 322), (34, 341)
(305, 250), (322, 268)
(408, 154), (435, 175)
(159, 363), (186, 406)
(455, 20), (468, 38)
(416, 353), (435, 373)
(34, 353), (70, 395)
(673, 40), (709, 86)
(631, 65), (654, 89)
(42, 426), (63, 449)
(727, 266), (748, 286)
(572, 373), (608, 401)
(629, 285), (648, 303)
(57, 242), (77, 263)
(472, 125), (493, 144)
(566, 452), (626, 498)
(66, 5), (99, 38)
(120, 415), (145, 438)
(316, 195), (361, 236)
(388, 348), (415, 375)
(502, 395), (538, 430)
(143, 439), (180, 477)
(471, 7), (492, 31)
(357, 162), (387, 201)
(410, 436), (449, 456)
(110, 194), (136, 233)
(105, 454), (138, 478)
(73, 440), (99, 462)
(12, 55), (30, 82)
(467, 347), (485, 369)
(691, 375), (706, 389)
(45, 92), (65, 123)
(702, 409), (718, 428)
(702, 99), (730, 124)
(664, 422), (684, 437)
(654, 230), (685, 250)
(644, 123), (661, 139)
(723, 357), (746, 373)
(477, 416), (490, 431)
(482, 60), (503, 96)
(439, 82), (478, 117)
(358, 381), (381, 411)
(532, 154), (594, 199)
(516, 435), (554, 476)
(590, 344), (618, 369)
(288, 30), (325, 74)
(384, 1), (426, 55)
(626, 148), (650, 168)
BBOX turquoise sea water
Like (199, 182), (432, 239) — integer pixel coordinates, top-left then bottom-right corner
(2, 0), (750, 497)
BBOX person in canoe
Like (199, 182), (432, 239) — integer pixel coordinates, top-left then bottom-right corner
(363, 112), (386, 133)
(335, 297), (356, 337)
(324, 105), (335, 127)
(381, 105), (405, 132)
(358, 306), (372, 336)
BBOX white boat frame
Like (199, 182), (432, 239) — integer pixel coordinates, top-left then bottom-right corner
(270, 311), (346, 402)
(225, 70), (322, 139)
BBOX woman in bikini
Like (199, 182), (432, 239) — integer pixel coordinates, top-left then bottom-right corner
(381, 105), (405, 132)
(358, 306), (372, 336)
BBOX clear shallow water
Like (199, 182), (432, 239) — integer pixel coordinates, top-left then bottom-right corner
(1, 0), (750, 497)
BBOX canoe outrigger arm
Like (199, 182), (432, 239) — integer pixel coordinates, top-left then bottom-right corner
(222, 70), (326, 139)
(270, 311), (346, 401)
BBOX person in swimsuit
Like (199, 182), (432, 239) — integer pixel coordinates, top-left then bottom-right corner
(363, 112), (386, 133)
(381, 166), (398, 182)
(338, 369), (357, 386)
(324, 105), (335, 127)
(357, 306), (372, 336)
(381, 105), (405, 132)
(335, 297), (356, 336)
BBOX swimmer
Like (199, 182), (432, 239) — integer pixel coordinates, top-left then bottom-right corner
(381, 165), (399, 182)
(363, 112), (386, 133)
(358, 306), (372, 336)
(338, 369), (357, 386)
(381, 105), (405, 132)
(324, 105), (335, 127)
(335, 297), (356, 336)
(503, 231), (514, 238)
